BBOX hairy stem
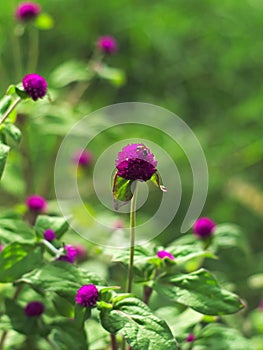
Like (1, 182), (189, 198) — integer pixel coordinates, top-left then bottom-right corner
(27, 26), (39, 73)
(110, 334), (118, 350)
(127, 184), (137, 293)
(0, 97), (21, 125)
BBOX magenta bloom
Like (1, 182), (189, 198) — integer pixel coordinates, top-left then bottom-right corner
(157, 250), (175, 260)
(15, 2), (41, 21)
(76, 284), (98, 307)
(97, 35), (118, 54)
(113, 219), (124, 230)
(26, 195), (47, 212)
(74, 245), (88, 262)
(116, 144), (157, 181)
(193, 217), (216, 239)
(186, 333), (195, 342)
(44, 229), (56, 241)
(24, 301), (45, 317)
(0, 245), (3, 252)
(58, 244), (77, 263)
(22, 74), (48, 101)
(72, 150), (93, 167)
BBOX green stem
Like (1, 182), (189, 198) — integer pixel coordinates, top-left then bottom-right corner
(27, 26), (39, 73)
(0, 97), (21, 125)
(143, 286), (153, 305)
(42, 239), (62, 257)
(13, 27), (23, 80)
(127, 183), (138, 293)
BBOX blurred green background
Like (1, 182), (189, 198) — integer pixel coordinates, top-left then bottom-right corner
(0, 0), (263, 307)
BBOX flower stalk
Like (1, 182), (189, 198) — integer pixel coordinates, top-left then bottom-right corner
(0, 97), (21, 125)
(127, 183), (137, 293)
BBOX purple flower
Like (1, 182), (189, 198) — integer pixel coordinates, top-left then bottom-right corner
(193, 217), (216, 239)
(26, 195), (47, 212)
(58, 244), (77, 263)
(74, 245), (88, 262)
(75, 284), (98, 307)
(258, 300), (263, 311)
(22, 74), (48, 101)
(113, 219), (125, 230)
(116, 144), (157, 181)
(97, 35), (118, 54)
(15, 2), (41, 21)
(44, 229), (56, 241)
(186, 333), (195, 342)
(0, 245), (4, 252)
(24, 301), (45, 317)
(72, 150), (93, 167)
(157, 250), (175, 260)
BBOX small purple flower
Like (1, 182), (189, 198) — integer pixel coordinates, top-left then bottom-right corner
(26, 195), (47, 212)
(116, 144), (157, 181)
(157, 250), (175, 260)
(193, 217), (216, 239)
(75, 284), (98, 307)
(74, 245), (88, 262)
(0, 245), (4, 252)
(15, 2), (41, 21)
(24, 301), (45, 317)
(113, 219), (125, 230)
(97, 35), (118, 54)
(186, 333), (195, 342)
(22, 74), (48, 101)
(72, 150), (93, 167)
(58, 244), (77, 263)
(44, 229), (56, 241)
(258, 300), (263, 311)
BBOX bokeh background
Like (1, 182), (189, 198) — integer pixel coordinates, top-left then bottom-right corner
(0, 0), (263, 311)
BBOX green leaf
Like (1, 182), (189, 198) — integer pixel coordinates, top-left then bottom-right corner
(196, 323), (252, 350)
(0, 95), (12, 114)
(0, 243), (43, 283)
(5, 298), (44, 335)
(15, 87), (28, 100)
(2, 123), (22, 145)
(74, 303), (91, 328)
(34, 215), (69, 239)
(49, 319), (88, 350)
(35, 13), (54, 30)
(100, 296), (178, 350)
(0, 217), (35, 244)
(50, 60), (93, 87)
(150, 172), (167, 192)
(96, 65), (126, 86)
(112, 173), (133, 208)
(18, 261), (98, 302)
(6, 85), (16, 96)
(0, 143), (10, 180)
(154, 269), (244, 315)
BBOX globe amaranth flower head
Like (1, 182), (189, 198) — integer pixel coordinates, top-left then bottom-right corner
(24, 301), (45, 317)
(157, 250), (175, 260)
(72, 149), (93, 167)
(75, 284), (98, 307)
(26, 195), (47, 212)
(22, 74), (48, 101)
(97, 35), (118, 54)
(186, 333), (195, 342)
(113, 143), (166, 206)
(116, 144), (157, 181)
(16, 2), (41, 21)
(44, 228), (56, 241)
(58, 244), (77, 263)
(193, 217), (216, 239)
